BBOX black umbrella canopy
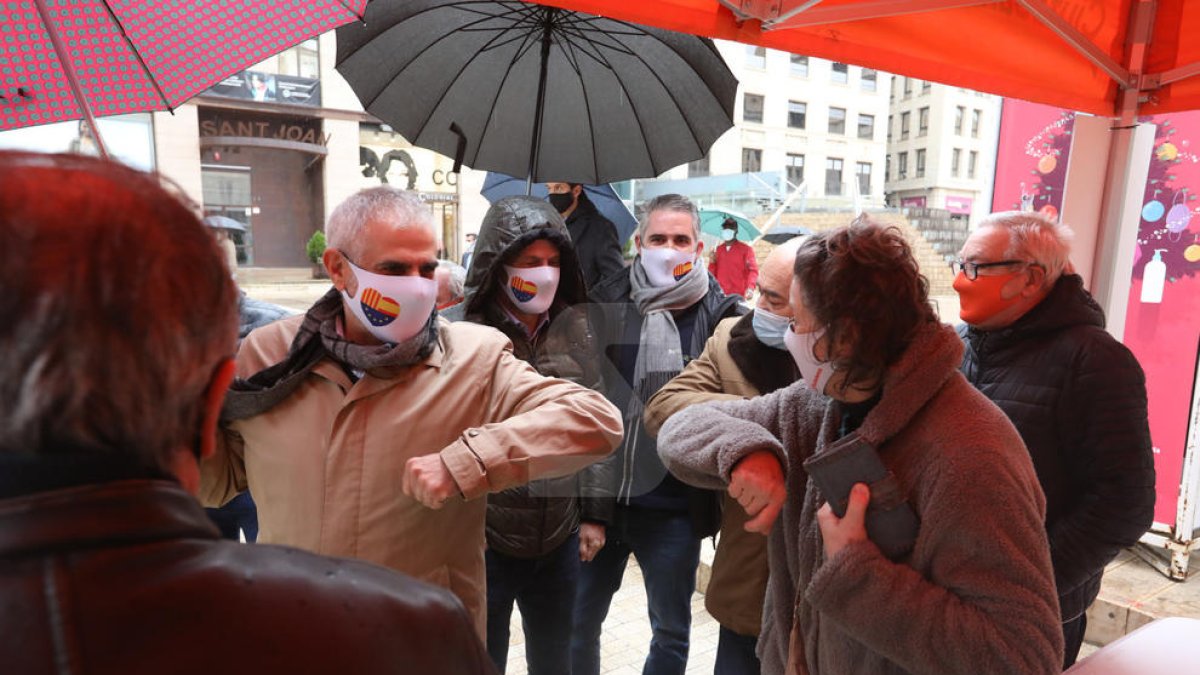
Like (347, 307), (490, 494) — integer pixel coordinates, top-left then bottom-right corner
(336, 0), (737, 184)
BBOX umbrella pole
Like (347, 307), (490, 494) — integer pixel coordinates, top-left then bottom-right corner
(32, 0), (110, 159)
(524, 12), (555, 196)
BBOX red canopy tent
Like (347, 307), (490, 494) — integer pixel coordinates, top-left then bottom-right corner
(527, 0), (1200, 579)
(523, 0), (1200, 119)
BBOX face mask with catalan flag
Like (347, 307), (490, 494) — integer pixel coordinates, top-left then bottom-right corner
(640, 246), (698, 288)
(341, 259), (437, 344)
(502, 264), (560, 315)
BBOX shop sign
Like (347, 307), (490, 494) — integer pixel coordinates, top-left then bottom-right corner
(205, 70), (321, 107)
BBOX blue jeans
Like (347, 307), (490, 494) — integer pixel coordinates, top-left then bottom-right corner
(571, 506), (701, 675)
(715, 625), (761, 675)
(204, 491), (258, 542)
(486, 533), (580, 675)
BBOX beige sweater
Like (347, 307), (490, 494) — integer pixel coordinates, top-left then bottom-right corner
(658, 322), (1063, 674)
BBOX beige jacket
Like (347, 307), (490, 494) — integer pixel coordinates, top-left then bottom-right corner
(644, 316), (772, 637)
(201, 315), (623, 637)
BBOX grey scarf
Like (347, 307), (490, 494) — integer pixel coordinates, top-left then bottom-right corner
(220, 288), (438, 422)
(627, 255), (710, 418)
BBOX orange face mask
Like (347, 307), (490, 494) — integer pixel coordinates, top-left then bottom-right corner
(953, 270), (1024, 325)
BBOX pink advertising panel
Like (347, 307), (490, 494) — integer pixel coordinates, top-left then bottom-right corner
(995, 99), (1200, 525)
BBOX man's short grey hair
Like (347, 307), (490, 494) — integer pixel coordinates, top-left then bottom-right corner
(637, 193), (701, 240)
(327, 186), (433, 260)
(978, 211), (1074, 284)
(0, 151), (238, 473)
(437, 259), (466, 300)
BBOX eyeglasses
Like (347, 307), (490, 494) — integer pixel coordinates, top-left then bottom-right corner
(949, 259), (1039, 280)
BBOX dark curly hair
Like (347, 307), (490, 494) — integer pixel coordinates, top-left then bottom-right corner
(793, 216), (937, 394)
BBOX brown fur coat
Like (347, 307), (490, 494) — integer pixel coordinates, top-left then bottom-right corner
(658, 322), (1063, 674)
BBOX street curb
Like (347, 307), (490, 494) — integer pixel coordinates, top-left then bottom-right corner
(1085, 596), (1158, 646)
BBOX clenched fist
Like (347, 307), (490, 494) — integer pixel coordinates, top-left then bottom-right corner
(729, 450), (787, 534)
(402, 454), (460, 509)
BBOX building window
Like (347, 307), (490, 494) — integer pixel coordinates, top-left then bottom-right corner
(277, 38), (320, 79)
(786, 153), (805, 186)
(954, 106), (965, 135)
(916, 149), (926, 177)
(918, 107), (929, 137)
(971, 109), (982, 137)
(886, 154), (891, 180)
(968, 150), (978, 178)
(688, 153), (710, 178)
(743, 93), (764, 123)
(922, 79), (931, 93)
(900, 111), (910, 139)
(826, 157), (844, 195)
(887, 114), (894, 142)
(951, 148), (961, 177)
(890, 78), (897, 101)
(788, 100), (807, 129)
(857, 113), (874, 140)
(856, 162), (872, 195)
(831, 62), (849, 84)
(898, 151), (908, 179)
(903, 77), (913, 97)
(746, 45), (766, 69)
(828, 107), (847, 135)
(861, 68), (877, 92)
(742, 147), (763, 173)
(790, 54), (808, 77)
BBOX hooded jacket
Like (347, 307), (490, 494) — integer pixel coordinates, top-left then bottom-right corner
(444, 196), (600, 559)
(959, 274), (1155, 622)
(658, 322), (1063, 675)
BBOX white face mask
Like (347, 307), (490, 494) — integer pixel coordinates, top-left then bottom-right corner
(783, 325), (833, 395)
(752, 307), (791, 349)
(721, 229), (736, 242)
(503, 264), (560, 315)
(639, 246), (697, 287)
(341, 259), (438, 344)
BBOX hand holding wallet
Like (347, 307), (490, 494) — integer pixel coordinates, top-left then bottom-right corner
(802, 433), (920, 560)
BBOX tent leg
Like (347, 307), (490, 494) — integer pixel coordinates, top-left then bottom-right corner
(1089, 121), (1156, 340)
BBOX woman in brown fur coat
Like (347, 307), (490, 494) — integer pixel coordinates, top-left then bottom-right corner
(657, 219), (1063, 674)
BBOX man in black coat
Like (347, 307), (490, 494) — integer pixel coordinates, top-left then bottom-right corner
(571, 194), (744, 675)
(952, 211), (1156, 668)
(0, 150), (494, 675)
(546, 182), (627, 290)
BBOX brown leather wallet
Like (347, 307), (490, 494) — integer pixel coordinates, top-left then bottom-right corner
(802, 433), (920, 560)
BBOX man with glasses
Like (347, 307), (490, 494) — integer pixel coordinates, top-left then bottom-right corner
(951, 211), (1155, 668)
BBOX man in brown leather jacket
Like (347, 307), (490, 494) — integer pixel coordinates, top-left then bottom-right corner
(0, 151), (495, 675)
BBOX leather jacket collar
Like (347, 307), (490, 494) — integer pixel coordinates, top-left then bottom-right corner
(0, 480), (219, 560)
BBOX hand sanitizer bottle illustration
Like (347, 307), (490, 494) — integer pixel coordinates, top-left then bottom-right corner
(1140, 249), (1168, 303)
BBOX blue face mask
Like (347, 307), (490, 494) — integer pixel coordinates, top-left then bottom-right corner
(752, 307), (791, 349)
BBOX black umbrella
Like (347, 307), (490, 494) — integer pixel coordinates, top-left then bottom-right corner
(335, 0), (737, 188)
(760, 225), (812, 245)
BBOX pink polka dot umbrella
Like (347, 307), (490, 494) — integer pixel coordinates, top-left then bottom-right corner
(0, 0), (367, 156)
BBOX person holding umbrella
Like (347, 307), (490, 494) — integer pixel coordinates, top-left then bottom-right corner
(709, 217), (759, 298)
(546, 181), (626, 291)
